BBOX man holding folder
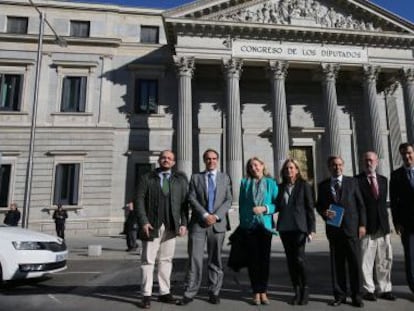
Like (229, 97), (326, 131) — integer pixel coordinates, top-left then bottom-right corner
(317, 155), (366, 307)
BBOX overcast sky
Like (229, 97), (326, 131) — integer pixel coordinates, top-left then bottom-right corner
(65, 0), (414, 23)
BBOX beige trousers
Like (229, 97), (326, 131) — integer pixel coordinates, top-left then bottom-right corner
(140, 224), (176, 296)
(361, 232), (393, 293)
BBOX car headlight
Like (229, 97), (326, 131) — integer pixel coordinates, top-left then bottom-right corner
(12, 241), (45, 250)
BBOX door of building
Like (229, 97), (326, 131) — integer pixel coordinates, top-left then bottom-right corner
(289, 146), (315, 186)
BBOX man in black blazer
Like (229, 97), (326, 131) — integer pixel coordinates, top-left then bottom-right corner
(390, 142), (414, 294)
(317, 155), (366, 307)
(356, 152), (395, 301)
(177, 149), (232, 305)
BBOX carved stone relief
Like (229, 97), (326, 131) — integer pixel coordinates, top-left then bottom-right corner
(210, 0), (381, 31)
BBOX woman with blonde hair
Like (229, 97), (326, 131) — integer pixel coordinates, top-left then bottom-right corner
(238, 156), (278, 305)
(276, 158), (316, 305)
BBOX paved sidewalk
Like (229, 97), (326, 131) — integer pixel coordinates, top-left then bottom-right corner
(64, 233), (414, 311)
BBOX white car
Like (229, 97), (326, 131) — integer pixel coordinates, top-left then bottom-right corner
(0, 225), (68, 281)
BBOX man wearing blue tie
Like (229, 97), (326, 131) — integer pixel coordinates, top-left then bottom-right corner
(177, 149), (232, 305)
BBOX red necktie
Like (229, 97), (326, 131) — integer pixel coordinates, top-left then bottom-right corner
(368, 175), (379, 199)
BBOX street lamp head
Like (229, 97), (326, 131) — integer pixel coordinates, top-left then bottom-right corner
(55, 37), (68, 48)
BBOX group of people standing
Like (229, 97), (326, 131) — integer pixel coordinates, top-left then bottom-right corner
(133, 143), (414, 309)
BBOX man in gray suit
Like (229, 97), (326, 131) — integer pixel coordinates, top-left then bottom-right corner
(177, 149), (232, 305)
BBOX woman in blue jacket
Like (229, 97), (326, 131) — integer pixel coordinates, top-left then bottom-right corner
(239, 156), (278, 305)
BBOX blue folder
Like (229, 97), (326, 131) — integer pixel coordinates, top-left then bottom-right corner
(326, 204), (344, 227)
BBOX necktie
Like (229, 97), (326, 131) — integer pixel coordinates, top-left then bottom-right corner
(207, 173), (215, 213)
(334, 179), (341, 202)
(409, 170), (414, 189)
(368, 175), (379, 199)
(162, 173), (170, 195)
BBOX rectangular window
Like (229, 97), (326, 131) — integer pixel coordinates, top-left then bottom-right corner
(135, 79), (158, 114)
(7, 16), (28, 34)
(70, 20), (90, 37)
(0, 164), (12, 207)
(0, 74), (22, 111)
(53, 164), (80, 205)
(61, 76), (87, 112)
(140, 26), (159, 43)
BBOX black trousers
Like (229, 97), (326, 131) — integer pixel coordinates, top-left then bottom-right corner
(246, 227), (272, 293)
(55, 223), (65, 239)
(280, 231), (308, 288)
(401, 231), (414, 293)
(328, 233), (362, 300)
(126, 229), (138, 249)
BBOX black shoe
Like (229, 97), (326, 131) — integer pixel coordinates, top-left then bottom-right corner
(379, 292), (396, 301)
(363, 292), (377, 301)
(352, 298), (364, 308)
(299, 287), (309, 305)
(289, 287), (300, 305)
(140, 296), (151, 309)
(158, 293), (176, 304)
(328, 298), (346, 306)
(176, 296), (193, 306)
(208, 294), (220, 304)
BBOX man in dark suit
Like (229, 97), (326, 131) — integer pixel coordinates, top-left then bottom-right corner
(390, 142), (414, 294)
(177, 149), (232, 305)
(356, 152), (395, 301)
(317, 155), (366, 307)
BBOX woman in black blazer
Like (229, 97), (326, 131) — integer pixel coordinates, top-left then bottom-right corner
(276, 158), (316, 305)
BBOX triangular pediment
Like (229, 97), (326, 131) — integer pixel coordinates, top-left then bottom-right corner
(165, 0), (414, 34)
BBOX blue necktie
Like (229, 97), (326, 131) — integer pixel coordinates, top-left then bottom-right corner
(207, 173), (215, 213)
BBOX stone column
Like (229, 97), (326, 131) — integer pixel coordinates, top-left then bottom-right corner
(269, 61), (289, 180)
(223, 58), (243, 204)
(400, 67), (414, 143)
(363, 65), (384, 171)
(321, 63), (341, 156)
(174, 56), (195, 179)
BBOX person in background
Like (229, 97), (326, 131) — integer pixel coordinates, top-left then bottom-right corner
(238, 156), (278, 306)
(125, 202), (139, 252)
(276, 158), (316, 305)
(177, 149), (232, 306)
(136, 150), (189, 309)
(316, 155), (366, 308)
(356, 151), (395, 301)
(4, 202), (21, 226)
(53, 203), (68, 239)
(390, 142), (414, 295)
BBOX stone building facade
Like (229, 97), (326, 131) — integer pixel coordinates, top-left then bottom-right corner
(0, 0), (413, 234)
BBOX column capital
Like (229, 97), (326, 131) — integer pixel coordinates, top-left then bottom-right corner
(321, 63), (340, 82)
(269, 60), (289, 80)
(223, 58), (243, 78)
(174, 56), (195, 77)
(363, 65), (381, 82)
(400, 67), (414, 84)
(384, 81), (399, 96)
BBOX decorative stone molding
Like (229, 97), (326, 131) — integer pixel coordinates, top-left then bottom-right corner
(363, 65), (380, 82)
(223, 58), (243, 78)
(269, 60), (289, 80)
(400, 67), (414, 83)
(174, 56), (195, 77)
(321, 63), (340, 82)
(210, 0), (382, 32)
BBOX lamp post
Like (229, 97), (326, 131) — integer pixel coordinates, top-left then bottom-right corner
(22, 1), (67, 228)
(21, 11), (44, 228)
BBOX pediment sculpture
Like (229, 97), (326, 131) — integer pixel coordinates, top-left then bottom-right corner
(209, 0), (381, 32)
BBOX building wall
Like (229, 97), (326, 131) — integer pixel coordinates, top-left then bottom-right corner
(0, 0), (411, 235)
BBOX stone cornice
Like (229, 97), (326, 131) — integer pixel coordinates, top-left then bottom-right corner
(165, 17), (414, 48)
(0, 33), (122, 47)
